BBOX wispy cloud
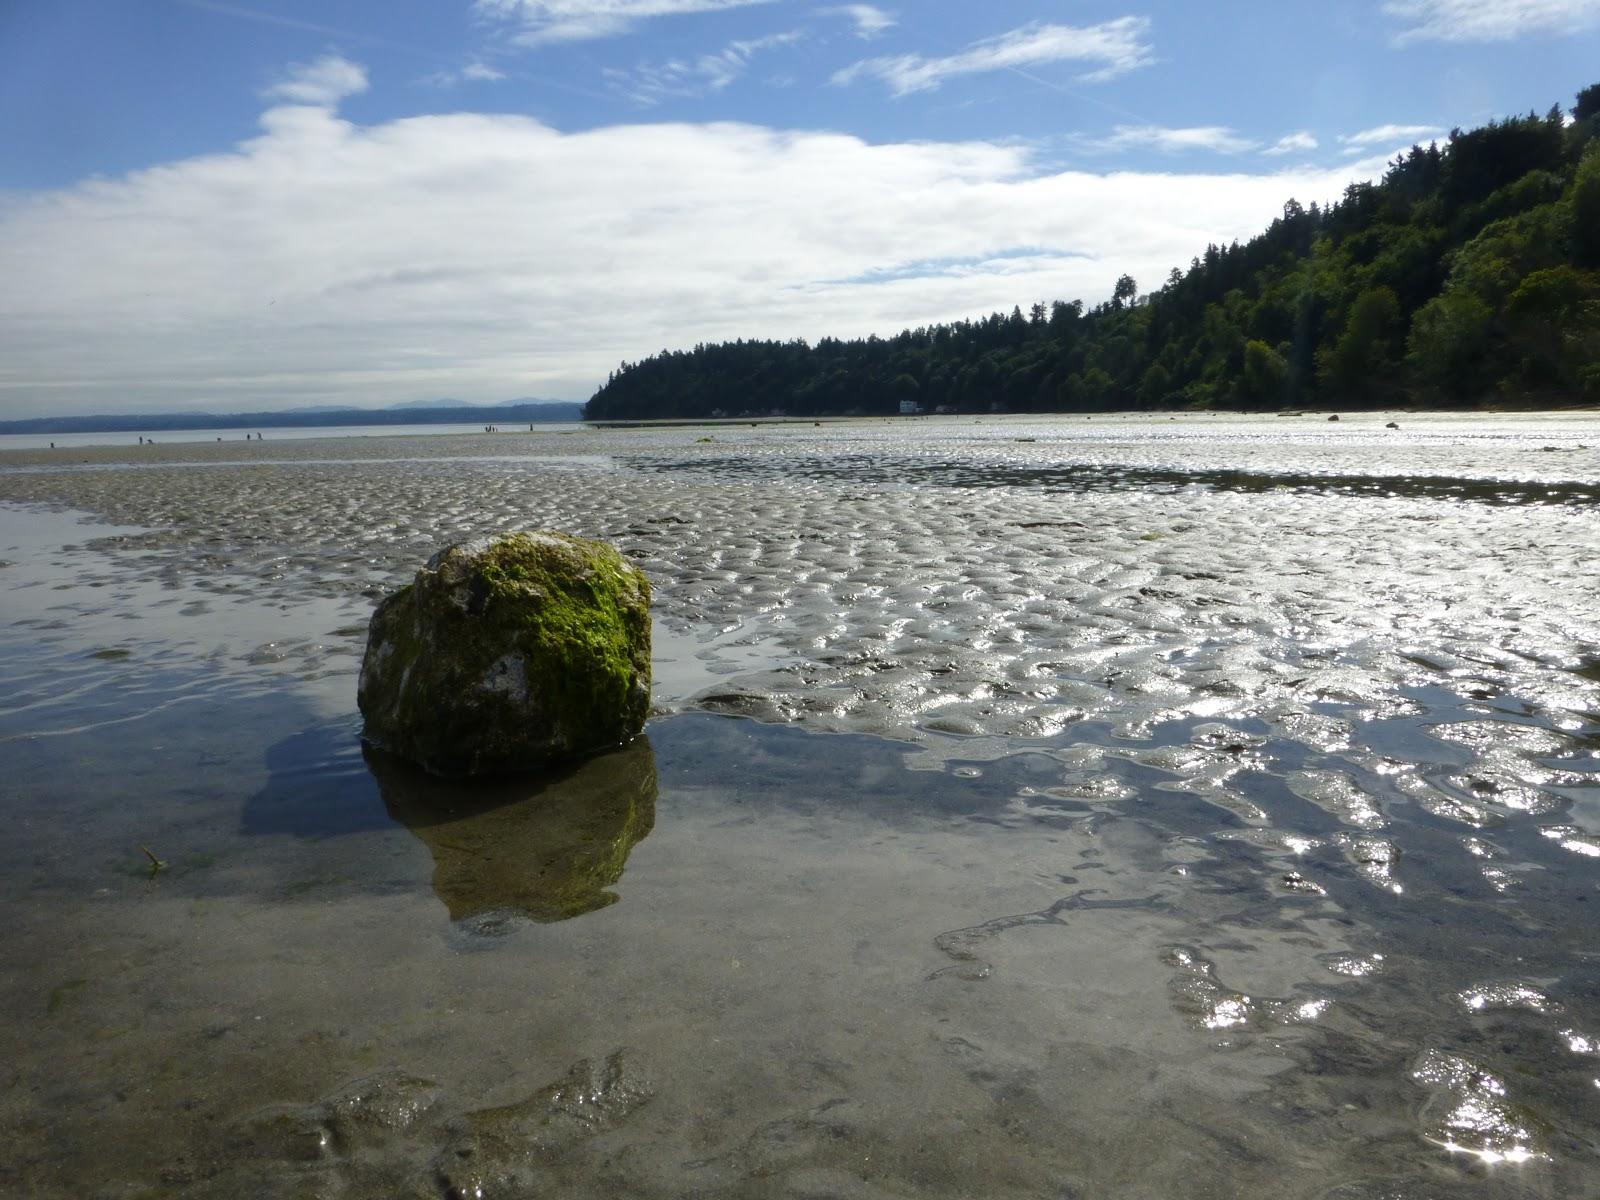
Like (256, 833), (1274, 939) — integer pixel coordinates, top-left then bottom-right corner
(606, 30), (805, 104)
(424, 61), (510, 87)
(474, 0), (775, 45)
(821, 4), (896, 38)
(1383, 0), (1600, 42)
(1339, 123), (1442, 151)
(1082, 125), (1258, 155)
(833, 18), (1155, 96)
(1262, 131), (1318, 156)
(262, 55), (369, 106)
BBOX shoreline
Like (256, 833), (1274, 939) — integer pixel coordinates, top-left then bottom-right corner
(2, 404), (1595, 457)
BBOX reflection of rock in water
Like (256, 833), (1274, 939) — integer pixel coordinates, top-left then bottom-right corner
(367, 738), (656, 923)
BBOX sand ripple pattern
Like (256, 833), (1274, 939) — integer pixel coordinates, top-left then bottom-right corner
(3, 420), (1595, 759)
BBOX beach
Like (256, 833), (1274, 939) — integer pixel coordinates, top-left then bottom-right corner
(1, 412), (1597, 1198)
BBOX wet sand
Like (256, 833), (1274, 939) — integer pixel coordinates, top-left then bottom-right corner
(1, 412), (1597, 1198)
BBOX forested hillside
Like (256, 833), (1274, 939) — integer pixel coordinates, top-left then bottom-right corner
(586, 85), (1600, 419)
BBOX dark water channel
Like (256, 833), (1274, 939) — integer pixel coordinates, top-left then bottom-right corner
(629, 452), (1600, 507)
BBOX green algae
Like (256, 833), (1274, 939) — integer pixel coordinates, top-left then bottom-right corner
(358, 532), (651, 777)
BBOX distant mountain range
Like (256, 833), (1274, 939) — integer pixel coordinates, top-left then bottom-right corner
(0, 399), (586, 435)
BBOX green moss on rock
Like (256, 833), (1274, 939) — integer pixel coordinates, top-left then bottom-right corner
(358, 532), (651, 777)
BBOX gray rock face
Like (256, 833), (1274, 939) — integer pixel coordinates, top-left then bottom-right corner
(358, 532), (651, 777)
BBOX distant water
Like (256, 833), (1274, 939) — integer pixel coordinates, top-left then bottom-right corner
(0, 421), (586, 450)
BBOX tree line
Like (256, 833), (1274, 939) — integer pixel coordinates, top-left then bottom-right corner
(585, 85), (1600, 420)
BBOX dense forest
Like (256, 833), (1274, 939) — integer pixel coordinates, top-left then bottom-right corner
(586, 85), (1600, 420)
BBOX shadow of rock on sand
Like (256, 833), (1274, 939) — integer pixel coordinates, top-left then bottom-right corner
(241, 717), (393, 839)
(366, 738), (657, 924)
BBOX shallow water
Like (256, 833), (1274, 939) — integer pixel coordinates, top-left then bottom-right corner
(1, 412), (1598, 1198)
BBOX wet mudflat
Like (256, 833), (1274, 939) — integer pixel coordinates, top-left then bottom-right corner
(1, 412), (1598, 1198)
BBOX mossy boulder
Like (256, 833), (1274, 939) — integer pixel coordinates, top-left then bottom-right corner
(358, 532), (651, 777)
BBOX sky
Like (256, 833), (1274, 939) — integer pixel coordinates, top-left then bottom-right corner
(1, 1), (1597, 417)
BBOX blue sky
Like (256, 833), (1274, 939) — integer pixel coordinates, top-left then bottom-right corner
(1, 0), (1597, 416)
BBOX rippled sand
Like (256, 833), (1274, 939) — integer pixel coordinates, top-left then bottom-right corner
(4, 414), (1596, 742)
(1, 412), (1598, 1198)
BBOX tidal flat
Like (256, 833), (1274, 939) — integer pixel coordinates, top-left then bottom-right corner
(1, 412), (1598, 1199)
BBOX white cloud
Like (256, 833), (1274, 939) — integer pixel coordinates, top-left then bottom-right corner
(1083, 125), (1258, 155)
(1383, 0), (1600, 42)
(424, 61), (510, 87)
(833, 18), (1154, 96)
(606, 30), (804, 104)
(821, 4), (896, 38)
(0, 79), (1391, 417)
(474, 0), (775, 44)
(1262, 131), (1318, 156)
(261, 55), (369, 106)
(1339, 123), (1442, 151)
